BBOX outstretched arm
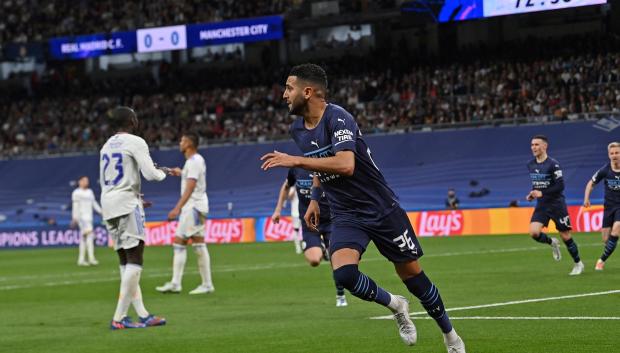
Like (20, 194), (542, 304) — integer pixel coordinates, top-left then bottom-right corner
(134, 140), (166, 181)
(261, 150), (355, 176)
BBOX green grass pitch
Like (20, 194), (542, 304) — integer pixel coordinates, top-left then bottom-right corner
(1, 233), (619, 353)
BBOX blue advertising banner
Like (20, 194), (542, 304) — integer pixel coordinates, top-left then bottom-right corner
(49, 31), (137, 60)
(0, 226), (108, 249)
(187, 15), (284, 47)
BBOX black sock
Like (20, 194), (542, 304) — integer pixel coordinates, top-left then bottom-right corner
(563, 238), (580, 263)
(601, 235), (619, 261)
(403, 271), (453, 334)
(534, 232), (552, 245)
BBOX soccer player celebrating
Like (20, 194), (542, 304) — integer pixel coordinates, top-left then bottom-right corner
(527, 135), (584, 275)
(261, 64), (465, 352)
(271, 168), (347, 307)
(101, 106), (167, 329)
(71, 176), (102, 266)
(156, 133), (214, 295)
(583, 142), (620, 271)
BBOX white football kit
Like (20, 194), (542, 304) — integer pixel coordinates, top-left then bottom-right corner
(72, 188), (101, 233)
(100, 133), (166, 250)
(176, 153), (210, 238)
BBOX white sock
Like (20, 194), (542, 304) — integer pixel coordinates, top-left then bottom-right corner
(112, 264), (142, 322)
(132, 284), (149, 318)
(387, 294), (403, 313)
(171, 244), (187, 286)
(86, 233), (96, 262)
(117, 266), (148, 318)
(293, 228), (302, 253)
(78, 234), (86, 263)
(443, 328), (459, 343)
(193, 243), (213, 287)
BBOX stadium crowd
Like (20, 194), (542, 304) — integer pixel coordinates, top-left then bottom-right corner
(0, 0), (398, 45)
(1, 44), (619, 157)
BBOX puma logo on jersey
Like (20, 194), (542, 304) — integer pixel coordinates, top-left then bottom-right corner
(337, 118), (346, 124)
(310, 141), (319, 148)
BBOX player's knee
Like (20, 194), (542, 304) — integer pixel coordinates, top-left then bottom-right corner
(530, 231), (540, 238)
(333, 264), (359, 290)
(192, 243), (206, 256)
(308, 259), (321, 267)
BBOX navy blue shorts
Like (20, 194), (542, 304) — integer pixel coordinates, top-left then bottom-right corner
(531, 202), (572, 231)
(329, 207), (423, 263)
(603, 206), (620, 228)
(301, 222), (331, 251)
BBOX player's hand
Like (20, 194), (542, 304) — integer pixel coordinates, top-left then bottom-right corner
(271, 211), (281, 224)
(531, 190), (543, 199)
(260, 150), (299, 170)
(168, 207), (181, 221)
(304, 200), (320, 231)
(169, 167), (182, 176)
(583, 199), (591, 208)
(70, 219), (77, 228)
(142, 200), (153, 208)
(525, 191), (534, 201)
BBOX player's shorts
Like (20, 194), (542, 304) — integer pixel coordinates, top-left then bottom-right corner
(330, 207), (423, 263)
(77, 219), (93, 234)
(531, 201), (572, 231)
(292, 216), (301, 229)
(105, 205), (145, 251)
(602, 206), (620, 228)
(301, 224), (331, 252)
(176, 206), (207, 238)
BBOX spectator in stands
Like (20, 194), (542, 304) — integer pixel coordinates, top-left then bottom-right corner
(445, 188), (460, 210)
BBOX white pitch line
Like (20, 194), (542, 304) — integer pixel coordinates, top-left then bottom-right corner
(407, 316), (620, 320)
(370, 289), (620, 320)
(0, 242), (602, 283)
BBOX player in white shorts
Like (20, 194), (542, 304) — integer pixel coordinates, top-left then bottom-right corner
(156, 133), (214, 295)
(289, 187), (303, 254)
(71, 176), (102, 266)
(101, 106), (167, 330)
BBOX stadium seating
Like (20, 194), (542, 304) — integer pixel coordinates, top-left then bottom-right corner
(0, 119), (613, 227)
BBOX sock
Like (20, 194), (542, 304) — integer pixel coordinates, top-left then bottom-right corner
(119, 265), (149, 318)
(113, 264), (142, 322)
(563, 238), (581, 263)
(333, 264), (391, 306)
(193, 243), (213, 287)
(86, 233), (96, 262)
(601, 235), (619, 261)
(335, 281), (345, 296)
(171, 244), (187, 286)
(78, 234), (86, 263)
(293, 228), (302, 253)
(534, 232), (552, 245)
(132, 285), (149, 318)
(404, 271), (453, 334)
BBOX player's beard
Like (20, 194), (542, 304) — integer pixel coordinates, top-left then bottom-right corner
(288, 96), (307, 116)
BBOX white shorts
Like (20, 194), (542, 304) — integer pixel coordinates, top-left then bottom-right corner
(176, 206), (207, 238)
(78, 220), (93, 234)
(105, 205), (145, 251)
(292, 216), (301, 229)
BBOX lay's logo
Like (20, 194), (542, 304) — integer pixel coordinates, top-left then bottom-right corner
(205, 219), (244, 243)
(416, 210), (464, 236)
(575, 206), (604, 232)
(263, 217), (295, 242)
